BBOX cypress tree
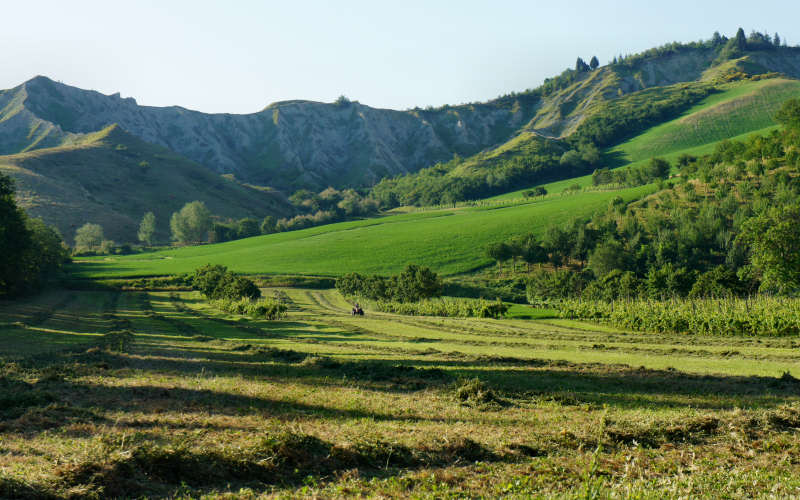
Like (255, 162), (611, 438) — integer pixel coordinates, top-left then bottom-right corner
(734, 27), (747, 51)
(589, 56), (599, 70)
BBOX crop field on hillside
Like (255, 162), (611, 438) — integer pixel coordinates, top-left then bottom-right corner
(2, 288), (800, 498)
(490, 79), (797, 202)
(608, 78), (800, 164)
(72, 185), (654, 279)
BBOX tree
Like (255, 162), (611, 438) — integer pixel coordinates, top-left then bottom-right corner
(74, 223), (104, 251)
(237, 218), (260, 239)
(734, 27), (747, 51)
(0, 174), (31, 296)
(486, 242), (513, 274)
(739, 204), (800, 294)
(589, 56), (599, 70)
(260, 215), (277, 235)
(775, 98), (800, 130)
(137, 212), (156, 246)
(774, 33), (781, 47)
(543, 225), (574, 268)
(588, 238), (629, 277)
(575, 57), (590, 72)
(393, 264), (442, 302)
(170, 201), (212, 244)
(516, 234), (548, 272)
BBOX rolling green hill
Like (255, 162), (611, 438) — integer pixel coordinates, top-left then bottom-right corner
(0, 125), (293, 245)
(73, 184), (654, 278)
(487, 78), (800, 201)
(608, 77), (800, 164)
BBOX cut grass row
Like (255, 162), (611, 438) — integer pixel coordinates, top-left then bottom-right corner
(2, 289), (800, 498)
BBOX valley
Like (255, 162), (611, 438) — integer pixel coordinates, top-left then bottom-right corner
(3, 26), (800, 499)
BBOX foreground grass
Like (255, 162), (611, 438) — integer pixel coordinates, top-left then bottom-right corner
(2, 288), (800, 498)
(71, 185), (652, 279)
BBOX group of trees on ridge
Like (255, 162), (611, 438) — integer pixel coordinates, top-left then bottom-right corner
(484, 98), (800, 301)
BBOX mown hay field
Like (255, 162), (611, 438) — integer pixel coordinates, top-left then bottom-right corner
(2, 287), (799, 498)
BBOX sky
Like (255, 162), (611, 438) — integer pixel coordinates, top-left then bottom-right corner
(1, 0), (798, 114)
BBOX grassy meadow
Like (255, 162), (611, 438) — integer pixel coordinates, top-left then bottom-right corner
(71, 184), (654, 279)
(2, 287), (800, 498)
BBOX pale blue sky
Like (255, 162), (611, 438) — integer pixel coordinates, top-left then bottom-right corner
(1, 1), (797, 113)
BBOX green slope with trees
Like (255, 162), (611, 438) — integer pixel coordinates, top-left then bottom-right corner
(72, 185), (654, 278)
(0, 125), (293, 245)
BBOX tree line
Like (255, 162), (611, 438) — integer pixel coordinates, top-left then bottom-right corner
(486, 98), (800, 302)
(0, 173), (70, 298)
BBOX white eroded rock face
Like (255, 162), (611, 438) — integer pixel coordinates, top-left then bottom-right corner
(4, 76), (529, 190)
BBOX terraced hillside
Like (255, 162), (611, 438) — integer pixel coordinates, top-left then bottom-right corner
(2, 287), (800, 498)
(73, 184), (654, 278)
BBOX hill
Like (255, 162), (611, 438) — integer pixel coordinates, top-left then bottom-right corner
(72, 184), (654, 278)
(0, 125), (292, 244)
(0, 76), (539, 192)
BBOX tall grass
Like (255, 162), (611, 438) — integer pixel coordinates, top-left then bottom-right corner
(558, 296), (800, 336)
(210, 297), (287, 320)
(374, 297), (509, 318)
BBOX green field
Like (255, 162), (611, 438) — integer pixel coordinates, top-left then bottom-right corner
(489, 78), (799, 202)
(608, 78), (800, 164)
(73, 184), (654, 279)
(2, 288), (800, 498)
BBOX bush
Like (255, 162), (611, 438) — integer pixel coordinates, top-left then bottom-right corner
(374, 297), (509, 318)
(526, 269), (588, 302)
(211, 297), (287, 320)
(192, 264), (261, 300)
(557, 296), (800, 336)
(335, 264), (442, 302)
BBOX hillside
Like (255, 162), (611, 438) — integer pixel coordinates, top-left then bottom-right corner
(72, 185), (654, 278)
(2, 30), (800, 243)
(0, 76), (539, 191)
(0, 125), (292, 244)
(0, 33), (797, 196)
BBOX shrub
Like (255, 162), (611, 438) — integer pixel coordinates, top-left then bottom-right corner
(211, 297), (287, 320)
(192, 264), (261, 300)
(374, 297), (508, 318)
(335, 264), (442, 302)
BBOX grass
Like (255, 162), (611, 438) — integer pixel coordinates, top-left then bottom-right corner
(490, 78), (800, 201)
(72, 184), (655, 279)
(608, 78), (800, 164)
(2, 287), (800, 498)
(0, 124), (292, 245)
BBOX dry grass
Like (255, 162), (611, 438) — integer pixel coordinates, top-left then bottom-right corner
(1, 288), (799, 498)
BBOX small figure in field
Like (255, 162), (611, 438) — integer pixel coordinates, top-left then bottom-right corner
(352, 303), (364, 316)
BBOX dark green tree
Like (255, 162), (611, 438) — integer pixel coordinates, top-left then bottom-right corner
(0, 174), (32, 296)
(393, 264), (442, 302)
(739, 204), (800, 294)
(237, 218), (260, 239)
(775, 98), (800, 130)
(486, 242), (514, 274)
(543, 225), (574, 268)
(734, 27), (747, 51)
(589, 56), (599, 70)
(575, 57), (590, 72)
(588, 239), (629, 277)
